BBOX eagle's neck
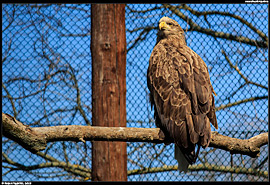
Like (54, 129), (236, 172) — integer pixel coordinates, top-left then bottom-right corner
(156, 34), (186, 46)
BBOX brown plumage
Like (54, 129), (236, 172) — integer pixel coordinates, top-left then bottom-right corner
(147, 17), (218, 172)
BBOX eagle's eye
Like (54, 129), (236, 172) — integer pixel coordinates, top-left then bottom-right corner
(167, 22), (173, 26)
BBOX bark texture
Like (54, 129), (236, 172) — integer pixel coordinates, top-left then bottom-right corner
(2, 113), (268, 158)
(91, 4), (127, 181)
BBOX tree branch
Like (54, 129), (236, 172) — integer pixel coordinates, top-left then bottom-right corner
(221, 49), (268, 90)
(4, 150), (267, 179)
(180, 4), (268, 42)
(128, 163), (268, 178)
(2, 113), (268, 158)
(2, 152), (91, 179)
(163, 4), (268, 48)
(215, 96), (268, 111)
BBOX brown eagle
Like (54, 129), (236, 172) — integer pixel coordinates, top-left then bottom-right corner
(147, 17), (218, 172)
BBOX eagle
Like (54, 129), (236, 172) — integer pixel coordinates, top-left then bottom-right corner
(147, 17), (218, 172)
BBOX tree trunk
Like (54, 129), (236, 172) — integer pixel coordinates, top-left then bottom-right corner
(91, 4), (127, 181)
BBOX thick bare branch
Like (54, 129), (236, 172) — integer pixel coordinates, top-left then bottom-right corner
(209, 132), (268, 157)
(2, 113), (268, 158)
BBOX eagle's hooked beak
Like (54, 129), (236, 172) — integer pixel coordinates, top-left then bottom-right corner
(159, 22), (169, 30)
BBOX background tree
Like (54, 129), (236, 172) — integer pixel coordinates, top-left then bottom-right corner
(2, 4), (268, 181)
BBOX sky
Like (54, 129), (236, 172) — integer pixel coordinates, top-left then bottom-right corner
(2, 4), (268, 181)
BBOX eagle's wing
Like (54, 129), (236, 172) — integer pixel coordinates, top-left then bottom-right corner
(147, 39), (217, 164)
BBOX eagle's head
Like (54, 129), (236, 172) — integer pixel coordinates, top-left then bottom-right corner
(157, 17), (185, 43)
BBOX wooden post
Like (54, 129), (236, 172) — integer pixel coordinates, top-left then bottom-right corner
(91, 4), (127, 181)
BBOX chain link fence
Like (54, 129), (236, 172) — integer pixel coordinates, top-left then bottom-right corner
(2, 4), (268, 181)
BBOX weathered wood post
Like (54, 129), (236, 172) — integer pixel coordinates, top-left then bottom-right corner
(91, 4), (127, 181)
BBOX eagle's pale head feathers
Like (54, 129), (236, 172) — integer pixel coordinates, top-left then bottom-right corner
(157, 17), (185, 43)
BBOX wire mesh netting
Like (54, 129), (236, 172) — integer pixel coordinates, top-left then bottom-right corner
(2, 4), (268, 181)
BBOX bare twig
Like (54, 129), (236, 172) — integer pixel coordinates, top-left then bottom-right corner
(215, 96), (268, 111)
(127, 163), (268, 178)
(221, 49), (267, 90)
(127, 26), (155, 52)
(2, 84), (17, 118)
(2, 152), (91, 179)
(180, 4), (267, 42)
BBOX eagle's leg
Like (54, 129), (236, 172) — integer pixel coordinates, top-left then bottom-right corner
(158, 129), (173, 145)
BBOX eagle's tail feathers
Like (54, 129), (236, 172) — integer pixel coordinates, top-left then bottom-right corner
(174, 144), (189, 172)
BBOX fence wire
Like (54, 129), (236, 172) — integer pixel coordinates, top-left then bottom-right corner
(2, 4), (268, 181)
